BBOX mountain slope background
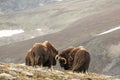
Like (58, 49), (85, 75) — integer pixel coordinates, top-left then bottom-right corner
(0, 0), (120, 77)
(0, 0), (120, 46)
(0, 0), (62, 14)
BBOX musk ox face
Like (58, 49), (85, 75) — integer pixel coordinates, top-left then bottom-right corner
(55, 52), (70, 70)
(55, 47), (75, 70)
(55, 53), (67, 65)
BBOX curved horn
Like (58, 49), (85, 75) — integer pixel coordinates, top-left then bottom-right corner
(60, 57), (67, 64)
(55, 55), (59, 61)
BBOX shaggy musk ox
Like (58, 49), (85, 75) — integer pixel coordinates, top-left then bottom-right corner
(71, 46), (90, 73)
(25, 41), (58, 69)
(56, 46), (90, 73)
(55, 47), (75, 70)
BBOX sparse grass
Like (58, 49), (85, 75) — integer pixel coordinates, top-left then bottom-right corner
(0, 63), (118, 80)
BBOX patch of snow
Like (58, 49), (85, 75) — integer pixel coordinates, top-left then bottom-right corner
(97, 26), (120, 36)
(9, 67), (23, 72)
(36, 28), (42, 31)
(68, 71), (73, 74)
(18, 63), (26, 66)
(22, 71), (33, 77)
(35, 67), (48, 73)
(56, 0), (63, 2)
(0, 29), (24, 37)
(39, 3), (44, 6)
(31, 36), (35, 39)
(54, 70), (64, 74)
(9, 66), (33, 77)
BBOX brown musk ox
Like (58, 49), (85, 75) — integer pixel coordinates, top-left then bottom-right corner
(55, 47), (75, 70)
(25, 48), (35, 66)
(56, 46), (90, 73)
(71, 46), (90, 73)
(25, 41), (58, 70)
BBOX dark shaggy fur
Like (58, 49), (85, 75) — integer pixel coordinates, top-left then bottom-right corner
(71, 48), (90, 73)
(25, 48), (35, 66)
(68, 47), (80, 69)
(25, 41), (58, 68)
(57, 46), (90, 73)
(57, 47), (75, 70)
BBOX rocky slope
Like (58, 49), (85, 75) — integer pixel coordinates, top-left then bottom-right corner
(0, 63), (119, 80)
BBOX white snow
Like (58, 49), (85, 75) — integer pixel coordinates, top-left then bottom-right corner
(31, 36), (35, 39)
(18, 63), (26, 66)
(57, 0), (63, 2)
(97, 26), (120, 36)
(0, 29), (24, 37)
(22, 71), (33, 77)
(35, 67), (49, 73)
(39, 3), (44, 6)
(36, 28), (42, 31)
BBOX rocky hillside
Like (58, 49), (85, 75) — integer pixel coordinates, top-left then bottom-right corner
(0, 63), (119, 80)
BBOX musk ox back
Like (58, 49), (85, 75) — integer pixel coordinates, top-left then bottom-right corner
(72, 46), (90, 73)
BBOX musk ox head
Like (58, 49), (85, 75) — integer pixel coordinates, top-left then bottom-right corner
(55, 53), (67, 68)
(55, 47), (74, 70)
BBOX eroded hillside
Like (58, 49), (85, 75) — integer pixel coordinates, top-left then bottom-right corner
(0, 63), (118, 80)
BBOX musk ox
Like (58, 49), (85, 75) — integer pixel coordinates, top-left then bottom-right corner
(56, 46), (90, 73)
(55, 47), (75, 70)
(25, 41), (58, 70)
(71, 46), (90, 73)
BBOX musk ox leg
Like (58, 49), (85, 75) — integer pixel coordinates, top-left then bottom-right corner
(37, 56), (43, 68)
(50, 65), (54, 72)
(40, 64), (43, 68)
(25, 56), (30, 66)
(49, 61), (54, 72)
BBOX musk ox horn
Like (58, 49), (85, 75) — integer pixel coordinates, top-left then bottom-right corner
(60, 57), (67, 64)
(55, 55), (59, 61)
